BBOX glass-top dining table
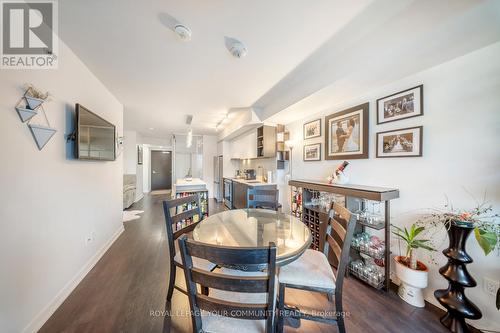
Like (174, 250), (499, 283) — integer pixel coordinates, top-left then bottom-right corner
(193, 209), (312, 270)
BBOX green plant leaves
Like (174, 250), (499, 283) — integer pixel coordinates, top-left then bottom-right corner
(474, 227), (497, 256)
(391, 224), (436, 254)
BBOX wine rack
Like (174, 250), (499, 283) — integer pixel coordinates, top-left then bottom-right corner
(289, 179), (399, 292)
(302, 205), (328, 251)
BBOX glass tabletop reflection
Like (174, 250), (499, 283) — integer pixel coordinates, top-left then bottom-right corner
(193, 209), (311, 266)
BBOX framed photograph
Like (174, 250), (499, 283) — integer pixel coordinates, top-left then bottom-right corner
(376, 126), (423, 158)
(303, 119), (321, 139)
(377, 85), (423, 124)
(137, 145), (143, 165)
(325, 102), (369, 160)
(303, 143), (321, 161)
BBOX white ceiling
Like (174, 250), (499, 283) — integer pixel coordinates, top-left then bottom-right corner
(60, 0), (500, 137)
(59, 0), (373, 137)
(261, 0), (500, 125)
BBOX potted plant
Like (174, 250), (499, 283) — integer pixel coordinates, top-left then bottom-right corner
(417, 197), (499, 333)
(392, 223), (435, 307)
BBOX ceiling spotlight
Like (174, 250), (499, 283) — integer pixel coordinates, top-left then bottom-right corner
(228, 40), (247, 58)
(174, 24), (192, 41)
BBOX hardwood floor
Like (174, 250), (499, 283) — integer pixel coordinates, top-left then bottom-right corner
(41, 193), (452, 333)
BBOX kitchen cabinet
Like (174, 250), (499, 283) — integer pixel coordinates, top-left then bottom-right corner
(257, 125), (276, 158)
(232, 181), (247, 209)
(228, 125), (276, 160)
(229, 129), (257, 159)
(232, 180), (277, 209)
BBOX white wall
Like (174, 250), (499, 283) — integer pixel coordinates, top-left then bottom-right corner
(135, 132), (144, 201)
(203, 135), (218, 198)
(218, 140), (238, 178)
(284, 43), (500, 330)
(0, 41), (124, 332)
(123, 130), (137, 174)
(123, 130), (144, 202)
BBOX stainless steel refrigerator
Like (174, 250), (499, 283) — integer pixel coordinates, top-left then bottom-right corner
(213, 155), (223, 202)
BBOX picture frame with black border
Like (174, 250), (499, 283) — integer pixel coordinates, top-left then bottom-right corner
(376, 126), (423, 158)
(303, 118), (321, 140)
(303, 143), (321, 161)
(376, 85), (423, 124)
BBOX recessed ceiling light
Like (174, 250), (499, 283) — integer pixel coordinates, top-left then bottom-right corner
(149, 127), (154, 130)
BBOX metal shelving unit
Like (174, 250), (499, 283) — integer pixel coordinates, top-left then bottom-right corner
(289, 179), (399, 292)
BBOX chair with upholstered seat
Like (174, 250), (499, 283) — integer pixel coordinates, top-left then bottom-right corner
(163, 194), (216, 302)
(247, 188), (281, 211)
(277, 203), (357, 333)
(178, 235), (278, 333)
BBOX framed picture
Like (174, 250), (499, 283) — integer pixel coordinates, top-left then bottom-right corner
(137, 145), (143, 165)
(303, 119), (321, 139)
(376, 126), (423, 158)
(325, 102), (369, 160)
(303, 143), (321, 161)
(377, 85), (423, 124)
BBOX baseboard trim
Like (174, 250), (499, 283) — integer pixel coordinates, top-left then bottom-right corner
(390, 282), (482, 332)
(22, 225), (125, 333)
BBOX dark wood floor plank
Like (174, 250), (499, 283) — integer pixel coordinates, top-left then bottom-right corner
(41, 194), (451, 333)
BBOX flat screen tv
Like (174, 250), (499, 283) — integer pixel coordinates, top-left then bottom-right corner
(75, 104), (116, 161)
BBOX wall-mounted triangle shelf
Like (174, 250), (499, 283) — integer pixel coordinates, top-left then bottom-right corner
(25, 96), (45, 110)
(16, 107), (38, 122)
(29, 124), (57, 150)
(14, 85), (56, 151)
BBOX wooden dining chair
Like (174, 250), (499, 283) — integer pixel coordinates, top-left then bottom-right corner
(178, 235), (278, 333)
(163, 194), (216, 302)
(247, 188), (281, 211)
(277, 203), (357, 333)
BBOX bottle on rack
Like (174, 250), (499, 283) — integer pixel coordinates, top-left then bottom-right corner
(295, 192), (302, 217)
(335, 161), (349, 176)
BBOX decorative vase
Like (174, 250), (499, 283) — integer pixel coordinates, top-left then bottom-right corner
(434, 221), (482, 333)
(394, 256), (428, 308)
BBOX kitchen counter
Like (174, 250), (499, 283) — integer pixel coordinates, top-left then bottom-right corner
(230, 178), (277, 209)
(226, 177), (277, 187)
(174, 178), (207, 193)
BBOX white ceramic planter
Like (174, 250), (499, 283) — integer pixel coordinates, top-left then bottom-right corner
(394, 256), (428, 308)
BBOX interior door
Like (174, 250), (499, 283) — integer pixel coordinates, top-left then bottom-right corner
(151, 150), (172, 191)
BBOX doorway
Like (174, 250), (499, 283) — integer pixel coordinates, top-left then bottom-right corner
(150, 150), (172, 191)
